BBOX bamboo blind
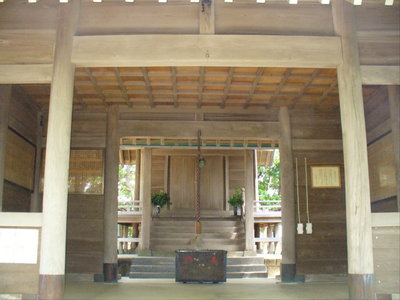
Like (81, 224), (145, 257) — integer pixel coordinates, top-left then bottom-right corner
(4, 129), (35, 190)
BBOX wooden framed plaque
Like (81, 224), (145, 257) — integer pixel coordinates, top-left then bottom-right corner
(311, 165), (341, 188)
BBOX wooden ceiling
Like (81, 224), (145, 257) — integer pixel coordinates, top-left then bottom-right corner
(21, 66), (340, 110)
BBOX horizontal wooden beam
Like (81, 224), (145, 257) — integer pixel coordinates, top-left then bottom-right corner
(292, 139), (343, 151)
(0, 64), (53, 84)
(361, 65), (400, 85)
(371, 212), (400, 227)
(118, 120), (280, 139)
(150, 148), (245, 156)
(72, 34), (342, 68)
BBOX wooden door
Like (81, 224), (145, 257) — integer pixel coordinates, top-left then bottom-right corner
(200, 156), (224, 210)
(169, 156), (196, 210)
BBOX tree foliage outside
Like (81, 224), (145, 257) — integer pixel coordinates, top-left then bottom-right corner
(118, 164), (136, 206)
(257, 150), (281, 206)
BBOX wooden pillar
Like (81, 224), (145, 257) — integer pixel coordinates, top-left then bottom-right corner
(139, 148), (152, 251)
(0, 85), (11, 211)
(134, 149), (141, 203)
(279, 106), (296, 282)
(31, 111), (43, 212)
(244, 149), (255, 252)
(332, 1), (374, 299)
(224, 156), (230, 211)
(388, 86), (400, 211)
(39, 2), (80, 299)
(103, 105), (119, 282)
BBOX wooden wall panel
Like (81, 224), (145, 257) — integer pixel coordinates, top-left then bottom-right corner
(151, 155), (166, 195)
(2, 181), (31, 212)
(77, 1), (198, 35)
(216, 3), (334, 36)
(66, 194), (104, 274)
(2, 86), (39, 212)
(355, 6), (400, 66)
(169, 156), (196, 210)
(368, 134), (396, 203)
(372, 213), (400, 294)
(291, 110), (347, 274)
(200, 156), (224, 210)
(9, 86), (39, 145)
(228, 154), (245, 198)
(364, 87), (397, 206)
(43, 110), (107, 148)
(294, 151), (347, 274)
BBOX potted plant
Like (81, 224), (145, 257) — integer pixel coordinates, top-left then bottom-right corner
(228, 188), (244, 216)
(151, 190), (170, 215)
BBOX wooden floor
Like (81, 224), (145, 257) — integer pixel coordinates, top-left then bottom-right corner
(63, 279), (349, 300)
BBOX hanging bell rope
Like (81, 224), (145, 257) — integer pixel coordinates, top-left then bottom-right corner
(195, 129), (202, 234)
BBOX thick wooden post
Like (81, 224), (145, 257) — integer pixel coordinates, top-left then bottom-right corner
(30, 111), (43, 212)
(244, 149), (255, 252)
(279, 107), (296, 282)
(39, 2), (80, 299)
(103, 105), (119, 282)
(0, 85), (11, 211)
(134, 149), (141, 202)
(388, 86), (400, 211)
(139, 148), (152, 251)
(332, 1), (374, 299)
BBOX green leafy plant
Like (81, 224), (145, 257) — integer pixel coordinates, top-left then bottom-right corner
(228, 188), (244, 207)
(151, 190), (170, 208)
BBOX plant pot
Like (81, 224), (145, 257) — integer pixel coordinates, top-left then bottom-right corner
(233, 206), (238, 216)
(155, 205), (161, 215)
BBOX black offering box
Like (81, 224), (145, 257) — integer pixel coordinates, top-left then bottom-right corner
(175, 250), (227, 283)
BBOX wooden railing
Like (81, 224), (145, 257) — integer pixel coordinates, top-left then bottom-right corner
(118, 237), (140, 254)
(253, 199), (282, 215)
(118, 199), (142, 215)
(255, 223), (282, 259)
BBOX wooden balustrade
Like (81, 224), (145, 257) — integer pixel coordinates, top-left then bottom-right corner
(118, 199), (142, 215)
(255, 223), (282, 259)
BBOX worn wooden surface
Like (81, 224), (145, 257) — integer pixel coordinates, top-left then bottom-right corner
(292, 110), (347, 274)
(279, 107), (295, 265)
(364, 86), (397, 206)
(372, 213), (400, 294)
(0, 85), (11, 211)
(333, 0), (374, 275)
(66, 195), (103, 274)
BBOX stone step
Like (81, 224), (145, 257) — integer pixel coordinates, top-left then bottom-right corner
(152, 226), (244, 233)
(150, 244), (245, 252)
(227, 257), (265, 265)
(150, 237), (245, 246)
(128, 255), (268, 279)
(130, 264), (266, 274)
(131, 265), (175, 273)
(129, 272), (175, 279)
(228, 272), (269, 279)
(152, 219), (242, 225)
(131, 257), (175, 265)
(151, 232), (245, 239)
(227, 265), (267, 273)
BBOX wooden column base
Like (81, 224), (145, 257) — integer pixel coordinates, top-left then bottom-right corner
(39, 275), (64, 300)
(103, 263), (118, 282)
(281, 263), (296, 282)
(348, 274), (374, 300)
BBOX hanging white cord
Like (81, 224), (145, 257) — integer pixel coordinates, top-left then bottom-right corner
(304, 157), (310, 223)
(295, 157), (301, 223)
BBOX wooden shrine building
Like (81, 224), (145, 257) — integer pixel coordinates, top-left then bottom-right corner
(0, 0), (399, 299)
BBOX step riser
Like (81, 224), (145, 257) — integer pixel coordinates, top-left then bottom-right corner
(151, 233), (245, 239)
(152, 227), (244, 233)
(151, 239), (245, 246)
(150, 246), (245, 251)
